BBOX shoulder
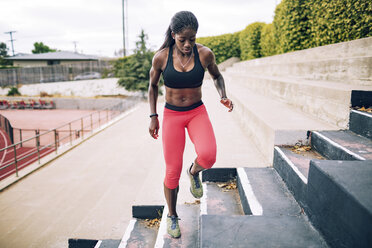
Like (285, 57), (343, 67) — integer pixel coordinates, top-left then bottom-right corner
(196, 43), (215, 67)
(152, 47), (169, 71)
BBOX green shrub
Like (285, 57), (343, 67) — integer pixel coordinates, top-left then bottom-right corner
(197, 32), (241, 64)
(260, 23), (277, 57)
(7, 87), (20, 96)
(307, 0), (372, 47)
(239, 22), (265, 60)
(115, 29), (163, 95)
(272, 0), (312, 53)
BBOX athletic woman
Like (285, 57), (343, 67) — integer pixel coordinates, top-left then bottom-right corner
(148, 11), (233, 238)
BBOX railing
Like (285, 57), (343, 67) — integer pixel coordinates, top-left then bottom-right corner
(0, 99), (138, 180)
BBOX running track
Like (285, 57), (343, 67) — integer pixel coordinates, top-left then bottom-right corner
(0, 109), (101, 181)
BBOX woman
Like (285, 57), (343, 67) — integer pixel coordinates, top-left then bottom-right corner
(148, 11), (233, 238)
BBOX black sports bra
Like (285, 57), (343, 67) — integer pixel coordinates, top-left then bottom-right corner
(162, 45), (205, 89)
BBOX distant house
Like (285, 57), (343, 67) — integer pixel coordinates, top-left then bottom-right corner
(6, 51), (99, 67)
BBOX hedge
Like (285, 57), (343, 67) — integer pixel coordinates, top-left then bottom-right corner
(197, 0), (371, 62)
(272, 0), (312, 53)
(308, 0), (372, 47)
(260, 23), (277, 57)
(239, 22), (265, 60)
(197, 32), (240, 64)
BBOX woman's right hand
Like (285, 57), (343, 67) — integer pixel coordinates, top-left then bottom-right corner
(149, 117), (159, 139)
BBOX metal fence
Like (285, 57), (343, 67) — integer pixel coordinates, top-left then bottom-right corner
(0, 60), (113, 87)
(0, 98), (138, 180)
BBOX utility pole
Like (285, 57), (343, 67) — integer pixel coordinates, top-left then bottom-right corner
(4, 31), (16, 56)
(122, 0), (126, 56)
(72, 41), (78, 53)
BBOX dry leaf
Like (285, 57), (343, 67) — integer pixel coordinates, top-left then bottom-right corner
(145, 218), (160, 228)
(218, 181), (237, 191)
(184, 200), (200, 205)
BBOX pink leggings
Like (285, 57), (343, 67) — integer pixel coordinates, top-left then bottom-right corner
(162, 103), (216, 189)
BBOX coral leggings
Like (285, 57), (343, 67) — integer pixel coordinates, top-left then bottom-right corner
(162, 103), (216, 189)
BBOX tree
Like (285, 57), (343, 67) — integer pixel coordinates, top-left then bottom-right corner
(116, 29), (163, 95)
(0, 42), (12, 66)
(32, 42), (56, 54)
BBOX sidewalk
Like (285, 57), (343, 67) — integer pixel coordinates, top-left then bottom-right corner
(0, 80), (267, 248)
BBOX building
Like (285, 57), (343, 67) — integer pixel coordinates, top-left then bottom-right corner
(6, 51), (99, 67)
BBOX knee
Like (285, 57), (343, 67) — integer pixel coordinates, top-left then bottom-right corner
(197, 148), (216, 169)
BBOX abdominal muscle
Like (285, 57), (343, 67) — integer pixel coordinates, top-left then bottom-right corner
(165, 86), (202, 107)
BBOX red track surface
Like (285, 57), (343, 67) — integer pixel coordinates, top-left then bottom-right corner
(0, 109), (105, 181)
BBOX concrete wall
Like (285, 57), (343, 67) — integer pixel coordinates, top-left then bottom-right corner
(0, 78), (140, 98)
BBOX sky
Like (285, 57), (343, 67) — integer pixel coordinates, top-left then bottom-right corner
(0, 0), (279, 58)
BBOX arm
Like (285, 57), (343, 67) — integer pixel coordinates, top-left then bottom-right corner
(206, 50), (233, 112)
(148, 53), (162, 139)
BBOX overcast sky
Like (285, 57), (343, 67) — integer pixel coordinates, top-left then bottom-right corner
(0, 0), (279, 58)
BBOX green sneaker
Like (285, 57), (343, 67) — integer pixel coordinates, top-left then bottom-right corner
(187, 164), (203, 198)
(167, 215), (181, 238)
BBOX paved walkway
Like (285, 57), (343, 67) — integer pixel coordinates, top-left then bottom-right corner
(0, 81), (268, 248)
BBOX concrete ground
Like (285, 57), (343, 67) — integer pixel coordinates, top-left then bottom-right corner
(0, 81), (268, 248)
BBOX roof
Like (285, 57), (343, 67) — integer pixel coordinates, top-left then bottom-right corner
(7, 51), (99, 61)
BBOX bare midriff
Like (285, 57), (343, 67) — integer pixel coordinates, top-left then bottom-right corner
(165, 86), (202, 107)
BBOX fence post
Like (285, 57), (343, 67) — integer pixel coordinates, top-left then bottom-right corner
(69, 123), (72, 145)
(98, 111), (101, 126)
(81, 118), (84, 139)
(54, 130), (58, 154)
(19, 129), (23, 147)
(90, 114), (93, 133)
(36, 130), (40, 164)
(13, 146), (18, 177)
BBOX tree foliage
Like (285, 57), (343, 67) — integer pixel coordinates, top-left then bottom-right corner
(32, 42), (56, 54)
(0, 42), (12, 67)
(197, 32), (240, 64)
(116, 29), (162, 94)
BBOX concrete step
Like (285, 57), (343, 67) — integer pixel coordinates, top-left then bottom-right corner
(68, 239), (120, 248)
(200, 215), (328, 248)
(202, 181), (244, 216)
(311, 130), (372, 160)
(227, 56), (372, 86)
(118, 205), (163, 248)
(224, 71), (372, 128)
(200, 167), (328, 247)
(226, 37), (372, 86)
(349, 109), (372, 139)
(273, 145), (326, 205)
(154, 204), (200, 248)
(231, 37), (372, 64)
(307, 160), (372, 248)
(201, 168), (243, 216)
(225, 80), (337, 164)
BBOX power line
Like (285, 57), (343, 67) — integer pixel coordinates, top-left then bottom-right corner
(4, 31), (16, 56)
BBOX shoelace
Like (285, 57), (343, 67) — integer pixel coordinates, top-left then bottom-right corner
(192, 173), (200, 189)
(169, 215), (180, 229)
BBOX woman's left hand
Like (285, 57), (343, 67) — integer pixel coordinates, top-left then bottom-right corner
(220, 98), (233, 112)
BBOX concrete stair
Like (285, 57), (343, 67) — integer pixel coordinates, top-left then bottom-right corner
(274, 109), (372, 248)
(224, 37), (372, 164)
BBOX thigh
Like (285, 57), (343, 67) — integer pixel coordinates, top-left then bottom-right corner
(187, 106), (216, 156)
(162, 111), (186, 168)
